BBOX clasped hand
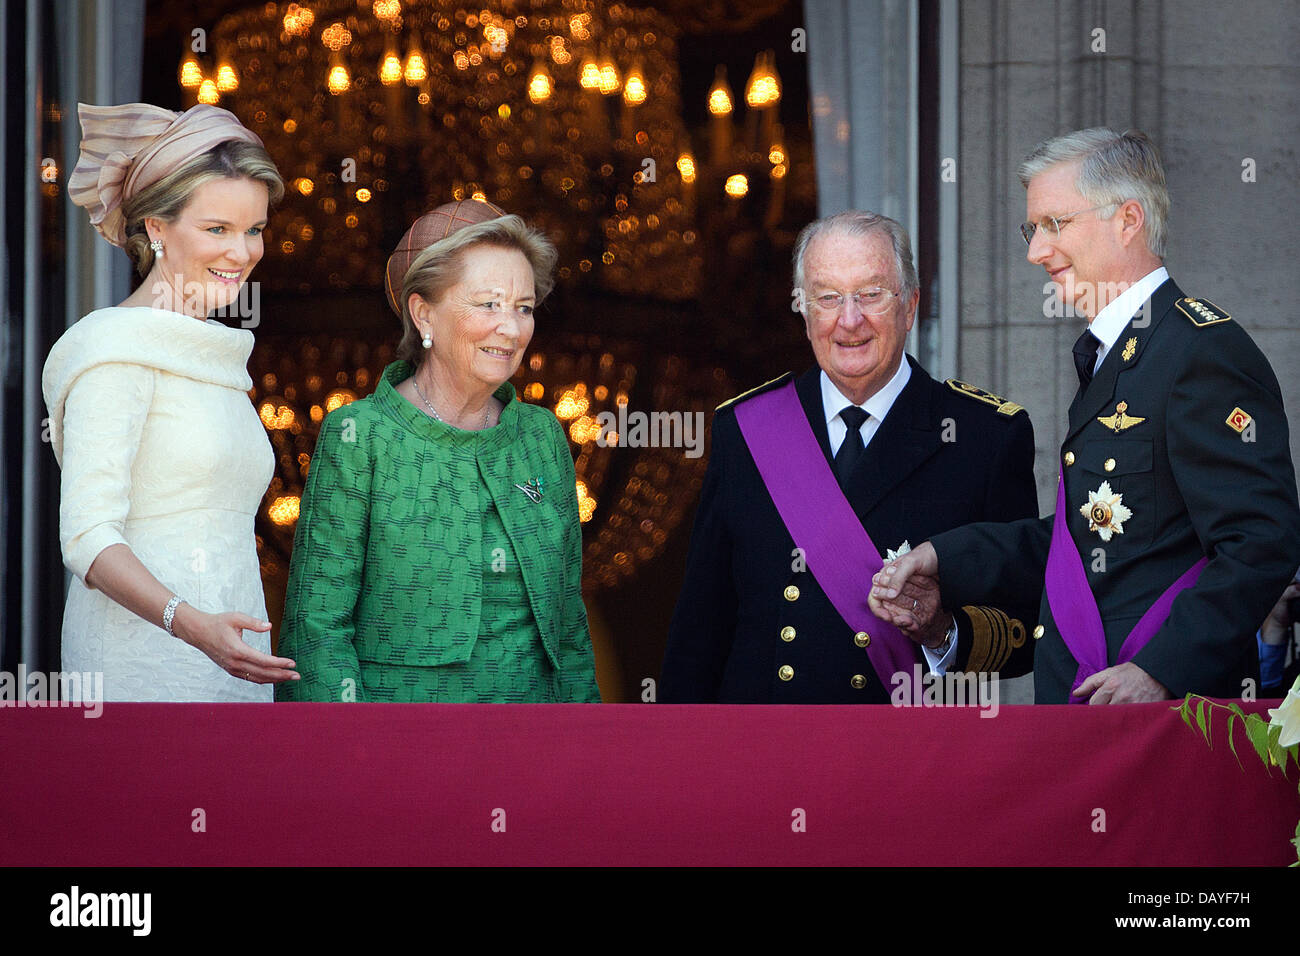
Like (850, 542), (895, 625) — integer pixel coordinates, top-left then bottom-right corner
(868, 542), (950, 648)
(869, 542), (1171, 702)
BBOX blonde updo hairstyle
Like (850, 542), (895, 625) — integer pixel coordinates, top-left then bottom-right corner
(396, 214), (558, 365)
(120, 139), (285, 277)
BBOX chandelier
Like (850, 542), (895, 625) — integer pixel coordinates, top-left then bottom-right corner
(180, 0), (705, 300)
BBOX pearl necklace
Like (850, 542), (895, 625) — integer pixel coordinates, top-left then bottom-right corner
(412, 377), (491, 430)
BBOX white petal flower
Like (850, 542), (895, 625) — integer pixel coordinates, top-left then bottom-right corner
(1267, 680), (1300, 749)
(886, 540), (912, 562)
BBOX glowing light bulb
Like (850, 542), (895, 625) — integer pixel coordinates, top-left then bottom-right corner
(725, 173), (749, 198)
(283, 4), (315, 36)
(327, 64), (351, 94)
(179, 57), (203, 88)
(528, 66), (553, 103)
(216, 63), (238, 92)
(404, 50), (427, 84)
(623, 69), (647, 106)
(745, 51), (782, 107)
(676, 154), (696, 184)
(708, 82), (733, 115)
(598, 59), (620, 95)
(379, 53), (402, 85)
(321, 23), (352, 51)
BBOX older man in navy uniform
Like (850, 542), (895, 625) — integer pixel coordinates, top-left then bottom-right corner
(661, 211), (1039, 703)
(872, 128), (1300, 704)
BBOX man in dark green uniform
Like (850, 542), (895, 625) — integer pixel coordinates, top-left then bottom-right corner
(871, 127), (1300, 704)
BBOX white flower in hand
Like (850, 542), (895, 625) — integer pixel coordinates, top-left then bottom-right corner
(1267, 675), (1300, 748)
(886, 540), (912, 562)
(1080, 481), (1132, 542)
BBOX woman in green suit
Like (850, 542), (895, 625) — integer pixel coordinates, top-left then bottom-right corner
(277, 201), (599, 702)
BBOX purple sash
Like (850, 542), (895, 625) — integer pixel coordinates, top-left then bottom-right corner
(1045, 474), (1207, 702)
(734, 381), (921, 698)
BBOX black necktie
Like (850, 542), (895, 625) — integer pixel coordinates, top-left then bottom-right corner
(1072, 329), (1101, 388)
(834, 406), (869, 487)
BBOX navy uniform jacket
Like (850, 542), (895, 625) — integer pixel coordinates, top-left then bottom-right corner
(932, 279), (1300, 702)
(661, 356), (1040, 703)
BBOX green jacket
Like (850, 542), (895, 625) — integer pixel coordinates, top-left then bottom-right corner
(277, 361), (599, 702)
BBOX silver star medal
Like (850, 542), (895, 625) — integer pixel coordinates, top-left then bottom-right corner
(1080, 481), (1132, 542)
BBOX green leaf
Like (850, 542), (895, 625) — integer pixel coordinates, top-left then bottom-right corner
(1205, 703), (1214, 746)
(1228, 701), (1247, 722)
(1245, 716), (1271, 768)
(1267, 725), (1290, 774)
(1178, 695), (1193, 729)
(1226, 714), (1243, 769)
(1195, 698), (1208, 746)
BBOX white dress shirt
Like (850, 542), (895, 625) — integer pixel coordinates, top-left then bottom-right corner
(820, 357), (911, 455)
(1085, 266), (1169, 371)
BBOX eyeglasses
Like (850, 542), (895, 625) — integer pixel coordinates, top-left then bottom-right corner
(1019, 204), (1116, 245)
(808, 288), (902, 316)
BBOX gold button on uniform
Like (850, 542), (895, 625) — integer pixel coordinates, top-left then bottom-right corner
(780, 626), (796, 642)
(1032, 625), (1045, 640)
(1104, 458), (1116, 472)
(853, 631), (870, 648)
(778, 665), (794, 681)
(850, 674), (867, 690)
(784, 585), (800, 602)
(1064, 451), (1075, 466)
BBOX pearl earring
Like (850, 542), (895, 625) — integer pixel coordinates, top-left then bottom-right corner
(150, 239), (164, 258)
(422, 333), (432, 349)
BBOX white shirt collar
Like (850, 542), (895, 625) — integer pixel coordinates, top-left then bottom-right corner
(820, 355), (912, 430)
(1087, 265), (1169, 354)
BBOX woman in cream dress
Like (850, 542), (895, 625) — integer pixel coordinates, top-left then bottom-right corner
(42, 102), (299, 701)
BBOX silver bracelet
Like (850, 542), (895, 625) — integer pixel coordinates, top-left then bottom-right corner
(162, 596), (184, 637)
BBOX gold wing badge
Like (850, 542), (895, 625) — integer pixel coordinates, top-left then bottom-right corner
(1098, 401), (1145, 433)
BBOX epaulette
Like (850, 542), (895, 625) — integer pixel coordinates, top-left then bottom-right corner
(1175, 296), (1231, 327)
(716, 372), (793, 411)
(945, 379), (1025, 417)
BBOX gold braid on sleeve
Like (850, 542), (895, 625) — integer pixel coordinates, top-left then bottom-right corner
(961, 606), (1026, 673)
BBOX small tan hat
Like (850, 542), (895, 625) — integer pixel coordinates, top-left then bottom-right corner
(384, 198), (507, 316)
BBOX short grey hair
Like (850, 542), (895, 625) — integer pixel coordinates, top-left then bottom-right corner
(396, 214), (557, 365)
(1017, 127), (1169, 257)
(792, 210), (918, 314)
